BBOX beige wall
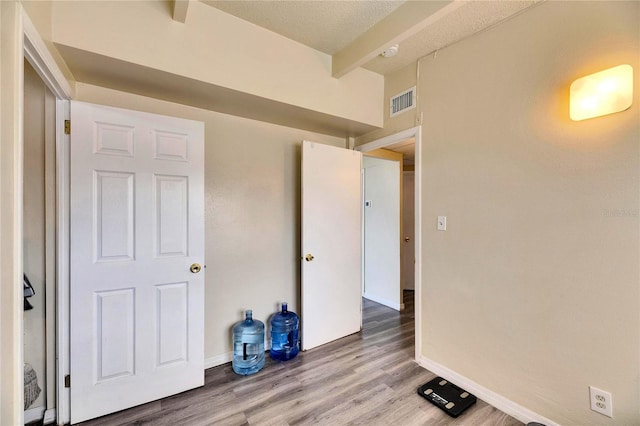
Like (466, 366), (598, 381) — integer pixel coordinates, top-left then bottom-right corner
(75, 83), (345, 361)
(21, 0), (76, 89)
(21, 0), (51, 37)
(401, 2), (638, 424)
(356, 62), (417, 146)
(1, 1), (24, 424)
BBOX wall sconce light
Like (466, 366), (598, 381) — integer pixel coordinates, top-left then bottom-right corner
(570, 64), (633, 121)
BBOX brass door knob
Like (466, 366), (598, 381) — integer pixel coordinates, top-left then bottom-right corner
(190, 263), (202, 273)
(304, 254), (314, 262)
(404, 237), (410, 242)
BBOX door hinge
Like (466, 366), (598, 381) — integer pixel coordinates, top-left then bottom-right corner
(64, 374), (70, 388)
(64, 120), (71, 135)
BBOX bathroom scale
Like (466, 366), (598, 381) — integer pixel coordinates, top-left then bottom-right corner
(417, 376), (477, 417)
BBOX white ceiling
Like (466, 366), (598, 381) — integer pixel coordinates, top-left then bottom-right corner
(362, 0), (538, 75)
(201, 0), (541, 76)
(200, 0), (407, 55)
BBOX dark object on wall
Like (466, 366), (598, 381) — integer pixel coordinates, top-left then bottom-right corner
(24, 274), (35, 311)
(417, 376), (477, 417)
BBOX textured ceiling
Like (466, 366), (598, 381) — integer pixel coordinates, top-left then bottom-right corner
(201, 0), (407, 55)
(363, 0), (538, 74)
(200, 0), (541, 76)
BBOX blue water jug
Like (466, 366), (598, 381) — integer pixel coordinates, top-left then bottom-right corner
(232, 310), (265, 375)
(270, 302), (299, 361)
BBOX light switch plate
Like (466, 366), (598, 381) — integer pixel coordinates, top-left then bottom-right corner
(437, 216), (447, 231)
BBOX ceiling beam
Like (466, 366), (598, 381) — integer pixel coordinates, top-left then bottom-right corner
(332, 0), (464, 78)
(172, 0), (190, 23)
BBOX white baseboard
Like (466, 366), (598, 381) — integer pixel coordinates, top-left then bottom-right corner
(204, 352), (232, 369)
(44, 408), (56, 424)
(418, 356), (559, 426)
(204, 342), (272, 370)
(24, 406), (44, 424)
(24, 406), (56, 424)
(363, 293), (402, 311)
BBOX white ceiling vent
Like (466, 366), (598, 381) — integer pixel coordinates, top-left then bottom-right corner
(390, 86), (416, 118)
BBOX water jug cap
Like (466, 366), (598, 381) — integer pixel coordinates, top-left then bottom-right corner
(282, 302), (288, 312)
(245, 309), (253, 320)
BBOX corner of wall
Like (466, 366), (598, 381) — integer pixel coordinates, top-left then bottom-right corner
(355, 61), (418, 146)
(22, 0), (76, 94)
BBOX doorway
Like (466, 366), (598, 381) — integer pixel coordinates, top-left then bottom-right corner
(362, 152), (402, 310)
(355, 126), (422, 361)
(20, 9), (74, 425)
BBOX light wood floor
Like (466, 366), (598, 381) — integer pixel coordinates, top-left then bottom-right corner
(78, 292), (522, 426)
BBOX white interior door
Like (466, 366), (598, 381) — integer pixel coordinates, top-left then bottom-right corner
(69, 101), (205, 423)
(363, 156), (401, 309)
(301, 141), (362, 351)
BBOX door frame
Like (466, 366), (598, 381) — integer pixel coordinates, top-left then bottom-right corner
(355, 126), (422, 361)
(22, 7), (73, 425)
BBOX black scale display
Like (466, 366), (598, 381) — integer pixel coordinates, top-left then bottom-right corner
(417, 376), (477, 417)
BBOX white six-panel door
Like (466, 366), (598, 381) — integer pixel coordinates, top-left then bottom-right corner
(301, 141), (362, 350)
(69, 101), (205, 423)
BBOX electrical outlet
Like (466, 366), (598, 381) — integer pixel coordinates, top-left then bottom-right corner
(589, 386), (613, 418)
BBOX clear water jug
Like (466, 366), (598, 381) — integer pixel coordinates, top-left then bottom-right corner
(232, 310), (265, 375)
(270, 302), (299, 361)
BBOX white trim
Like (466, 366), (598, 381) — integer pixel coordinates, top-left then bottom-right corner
(25, 407), (57, 425)
(357, 126), (422, 362)
(363, 293), (402, 311)
(355, 127), (418, 153)
(24, 406), (44, 424)
(55, 99), (71, 426)
(44, 408), (56, 425)
(2, 3), (27, 424)
(204, 353), (233, 370)
(418, 356), (559, 426)
(21, 8), (72, 100)
(414, 126), (422, 361)
(204, 343), (271, 370)
(205, 337), (272, 370)
(360, 168), (365, 300)
(19, 8), (73, 424)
